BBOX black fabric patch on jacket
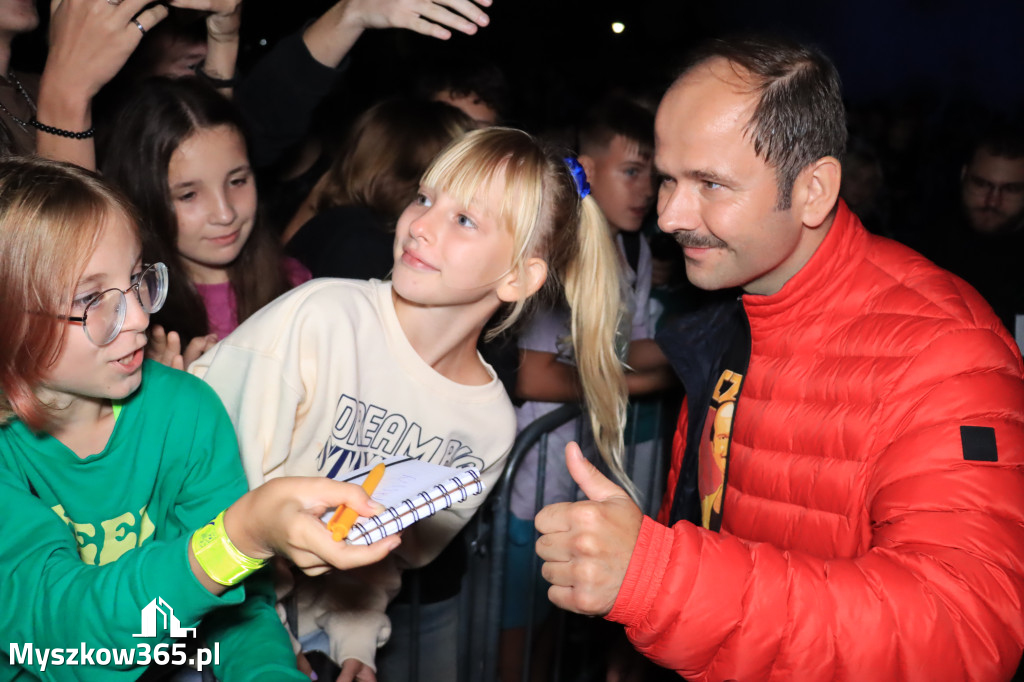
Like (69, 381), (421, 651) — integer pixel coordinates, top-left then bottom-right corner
(960, 425), (998, 462)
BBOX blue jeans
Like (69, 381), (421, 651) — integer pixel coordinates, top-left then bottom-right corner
(377, 596), (459, 681)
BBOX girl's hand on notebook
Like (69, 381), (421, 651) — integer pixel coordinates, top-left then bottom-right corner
(226, 477), (401, 575)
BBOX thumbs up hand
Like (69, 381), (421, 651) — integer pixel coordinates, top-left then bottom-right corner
(534, 442), (644, 616)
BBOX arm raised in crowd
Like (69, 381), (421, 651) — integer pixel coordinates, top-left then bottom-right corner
(36, 0), (168, 169)
(173, 0), (244, 95)
(38, 0), (245, 169)
(238, 0), (493, 168)
(304, 0), (492, 68)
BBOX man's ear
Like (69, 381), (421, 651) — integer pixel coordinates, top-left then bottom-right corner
(496, 257), (548, 303)
(793, 156), (842, 228)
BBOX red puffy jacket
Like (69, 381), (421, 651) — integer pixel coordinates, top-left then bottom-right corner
(608, 203), (1024, 681)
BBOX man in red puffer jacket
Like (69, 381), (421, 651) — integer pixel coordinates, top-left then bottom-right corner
(534, 34), (1024, 682)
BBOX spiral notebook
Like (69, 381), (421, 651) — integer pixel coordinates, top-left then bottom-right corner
(322, 456), (485, 545)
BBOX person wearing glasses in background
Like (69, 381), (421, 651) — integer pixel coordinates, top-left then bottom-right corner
(926, 124), (1024, 350)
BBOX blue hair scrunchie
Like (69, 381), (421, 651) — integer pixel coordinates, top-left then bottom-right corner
(564, 157), (591, 200)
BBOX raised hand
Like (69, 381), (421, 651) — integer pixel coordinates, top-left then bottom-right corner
(303, 0), (492, 70)
(168, 0), (243, 92)
(38, 0), (170, 167)
(534, 442), (643, 616)
(169, 0), (244, 43)
(45, 0), (169, 102)
(344, 0), (492, 40)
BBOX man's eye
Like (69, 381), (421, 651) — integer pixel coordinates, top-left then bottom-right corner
(457, 214), (477, 229)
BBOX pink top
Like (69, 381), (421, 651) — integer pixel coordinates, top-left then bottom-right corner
(195, 257), (312, 339)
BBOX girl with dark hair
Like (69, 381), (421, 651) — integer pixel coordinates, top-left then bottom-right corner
(101, 77), (309, 368)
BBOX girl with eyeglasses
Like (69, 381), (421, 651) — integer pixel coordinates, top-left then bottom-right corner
(0, 156), (399, 682)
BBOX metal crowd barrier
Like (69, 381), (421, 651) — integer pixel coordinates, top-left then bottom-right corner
(453, 397), (674, 682)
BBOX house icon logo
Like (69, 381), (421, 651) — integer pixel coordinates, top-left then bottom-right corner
(133, 598), (197, 638)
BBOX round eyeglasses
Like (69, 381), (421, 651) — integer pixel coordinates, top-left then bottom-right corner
(61, 263), (169, 346)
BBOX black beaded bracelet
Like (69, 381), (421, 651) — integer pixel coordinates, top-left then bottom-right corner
(29, 117), (95, 140)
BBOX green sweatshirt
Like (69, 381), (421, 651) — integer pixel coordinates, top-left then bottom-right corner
(0, 361), (304, 681)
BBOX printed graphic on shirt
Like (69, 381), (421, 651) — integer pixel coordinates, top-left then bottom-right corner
(50, 503), (156, 565)
(698, 370), (743, 531)
(316, 393), (486, 478)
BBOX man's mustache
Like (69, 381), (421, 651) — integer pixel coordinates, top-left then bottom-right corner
(673, 232), (728, 249)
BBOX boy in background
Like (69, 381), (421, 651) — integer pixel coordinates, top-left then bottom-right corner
(577, 97), (676, 410)
(513, 96), (676, 515)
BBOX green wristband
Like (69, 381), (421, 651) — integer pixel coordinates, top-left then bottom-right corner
(191, 510), (267, 586)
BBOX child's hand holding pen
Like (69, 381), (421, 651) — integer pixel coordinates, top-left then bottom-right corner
(327, 462), (387, 541)
(223, 477), (401, 577)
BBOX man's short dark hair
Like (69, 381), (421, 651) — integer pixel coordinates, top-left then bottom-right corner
(972, 122), (1024, 161)
(578, 96), (655, 158)
(415, 57), (509, 121)
(682, 35), (847, 209)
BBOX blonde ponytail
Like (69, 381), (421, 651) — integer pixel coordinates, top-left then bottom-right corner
(564, 195), (637, 501)
(415, 128), (638, 498)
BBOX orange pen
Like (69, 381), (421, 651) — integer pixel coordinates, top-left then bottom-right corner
(328, 462), (387, 542)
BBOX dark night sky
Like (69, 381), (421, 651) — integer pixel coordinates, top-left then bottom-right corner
(234, 0), (1024, 117)
(14, 1), (1024, 129)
